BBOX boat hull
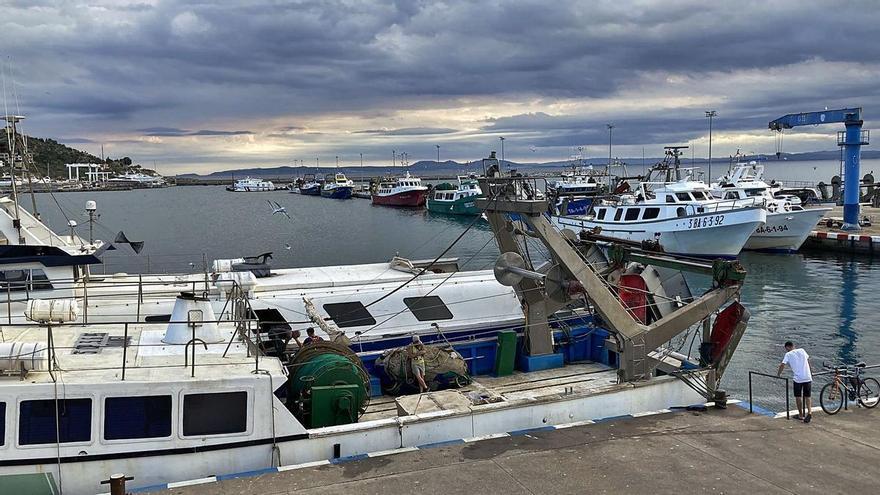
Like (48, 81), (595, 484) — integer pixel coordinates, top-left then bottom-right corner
(554, 197), (594, 215)
(744, 207), (831, 252)
(427, 197), (481, 215)
(321, 186), (353, 199)
(0, 365), (704, 495)
(371, 189), (427, 207)
(554, 207), (767, 257)
(298, 185), (322, 196)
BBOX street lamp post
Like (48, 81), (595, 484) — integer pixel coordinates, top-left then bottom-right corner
(606, 124), (614, 187)
(499, 136), (506, 171)
(436, 144), (440, 166)
(705, 110), (717, 181)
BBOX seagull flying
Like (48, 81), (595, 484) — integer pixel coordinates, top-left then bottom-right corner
(284, 243), (292, 250)
(267, 200), (290, 220)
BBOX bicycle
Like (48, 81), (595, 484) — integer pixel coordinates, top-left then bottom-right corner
(819, 362), (880, 414)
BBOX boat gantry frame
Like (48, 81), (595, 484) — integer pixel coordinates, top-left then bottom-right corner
(477, 176), (747, 386)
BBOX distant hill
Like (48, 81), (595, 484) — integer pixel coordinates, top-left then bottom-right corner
(0, 134), (156, 178)
(179, 150), (880, 179)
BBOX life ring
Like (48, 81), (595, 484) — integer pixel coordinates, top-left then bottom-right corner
(783, 201), (792, 212)
(767, 202), (778, 213)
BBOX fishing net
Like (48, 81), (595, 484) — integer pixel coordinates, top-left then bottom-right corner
(376, 344), (470, 395)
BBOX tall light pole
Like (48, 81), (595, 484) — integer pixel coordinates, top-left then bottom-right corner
(705, 110), (716, 181)
(499, 136), (506, 171)
(606, 124), (614, 187)
(435, 144), (440, 166)
(392, 150), (396, 167)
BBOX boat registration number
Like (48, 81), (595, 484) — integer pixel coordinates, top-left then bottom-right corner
(755, 224), (789, 233)
(687, 215), (724, 229)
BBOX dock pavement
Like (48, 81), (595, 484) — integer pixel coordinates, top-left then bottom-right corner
(158, 404), (878, 494)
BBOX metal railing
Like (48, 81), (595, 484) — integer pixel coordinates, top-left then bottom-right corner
(748, 370), (791, 420)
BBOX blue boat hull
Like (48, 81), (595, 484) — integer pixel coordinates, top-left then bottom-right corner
(299, 185), (322, 196)
(555, 197), (594, 215)
(321, 186), (353, 199)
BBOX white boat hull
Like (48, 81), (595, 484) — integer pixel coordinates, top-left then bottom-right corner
(554, 207), (766, 257)
(0, 373), (703, 494)
(743, 207), (831, 252)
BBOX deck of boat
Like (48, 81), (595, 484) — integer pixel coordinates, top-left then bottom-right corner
(361, 362), (616, 422)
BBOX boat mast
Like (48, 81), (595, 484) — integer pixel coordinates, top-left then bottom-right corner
(3, 115), (25, 243)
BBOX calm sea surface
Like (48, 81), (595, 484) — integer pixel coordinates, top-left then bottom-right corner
(26, 175), (880, 409)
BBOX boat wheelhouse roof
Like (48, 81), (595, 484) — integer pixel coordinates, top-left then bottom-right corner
(0, 321), (283, 387)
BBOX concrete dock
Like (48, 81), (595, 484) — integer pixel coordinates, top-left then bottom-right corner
(158, 405), (878, 494)
(803, 205), (880, 254)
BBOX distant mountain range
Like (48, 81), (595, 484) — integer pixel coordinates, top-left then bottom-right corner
(178, 150), (880, 179)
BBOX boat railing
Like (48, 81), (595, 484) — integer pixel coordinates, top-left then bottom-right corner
(0, 279), (298, 381)
(684, 197), (765, 215)
(2, 272), (216, 324)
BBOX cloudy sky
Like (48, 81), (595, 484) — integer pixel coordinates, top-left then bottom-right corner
(2, 0), (878, 174)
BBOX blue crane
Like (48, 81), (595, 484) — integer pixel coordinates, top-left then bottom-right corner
(769, 108), (869, 230)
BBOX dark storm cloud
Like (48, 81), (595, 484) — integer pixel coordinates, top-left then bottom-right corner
(2, 1), (879, 171)
(137, 127), (252, 137)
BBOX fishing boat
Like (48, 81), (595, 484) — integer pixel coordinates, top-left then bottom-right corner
(107, 172), (167, 188)
(426, 175), (482, 215)
(547, 167), (605, 215)
(226, 177), (276, 192)
(321, 172), (354, 199)
(712, 161), (831, 252)
(371, 171), (428, 207)
(296, 173), (322, 196)
(553, 148), (767, 258)
(0, 174), (751, 494)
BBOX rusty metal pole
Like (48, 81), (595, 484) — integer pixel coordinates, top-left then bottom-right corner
(100, 473), (133, 495)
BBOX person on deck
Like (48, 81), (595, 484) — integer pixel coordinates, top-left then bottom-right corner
(778, 341), (813, 423)
(408, 335), (429, 393)
(303, 327), (324, 346)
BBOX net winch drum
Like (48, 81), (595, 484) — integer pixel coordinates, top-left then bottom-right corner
(162, 292), (223, 344)
(0, 342), (48, 373)
(24, 299), (80, 323)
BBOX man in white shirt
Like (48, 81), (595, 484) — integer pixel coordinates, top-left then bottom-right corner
(777, 341), (813, 423)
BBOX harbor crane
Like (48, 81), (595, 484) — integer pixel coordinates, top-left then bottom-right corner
(769, 108), (870, 230)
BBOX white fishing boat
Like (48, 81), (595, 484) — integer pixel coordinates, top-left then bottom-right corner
(553, 149), (766, 258)
(107, 172), (167, 188)
(227, 177), (276, 192)
(712, 161), (831, 252)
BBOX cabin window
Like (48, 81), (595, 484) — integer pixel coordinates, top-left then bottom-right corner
(745, 188), (764, 197)
(0, 270), (27, 291)
(643, 207), (660, 220)
(19, 398), (92, 445)
(596, 208), (606, 220)
(624, 208), (639, 221)
(675, 193), (691, 201)
(31, 270), (53, 290)
(183, 392), (247, 436)
(665, 195), (675, 203)
(614, 209), (623, 221)
(104, 396), (172, 440)
(724, 192), (738, 200)
(676, 207), (686, 217)
(0, 402), (5, 446)
(0, 269), (53, 292)
(323, 302), (377, 327)
(404, 296), (454, 321)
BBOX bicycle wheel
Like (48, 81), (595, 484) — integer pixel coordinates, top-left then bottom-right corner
(820, 382), (844, 414)
(859, 377), (880, 408)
